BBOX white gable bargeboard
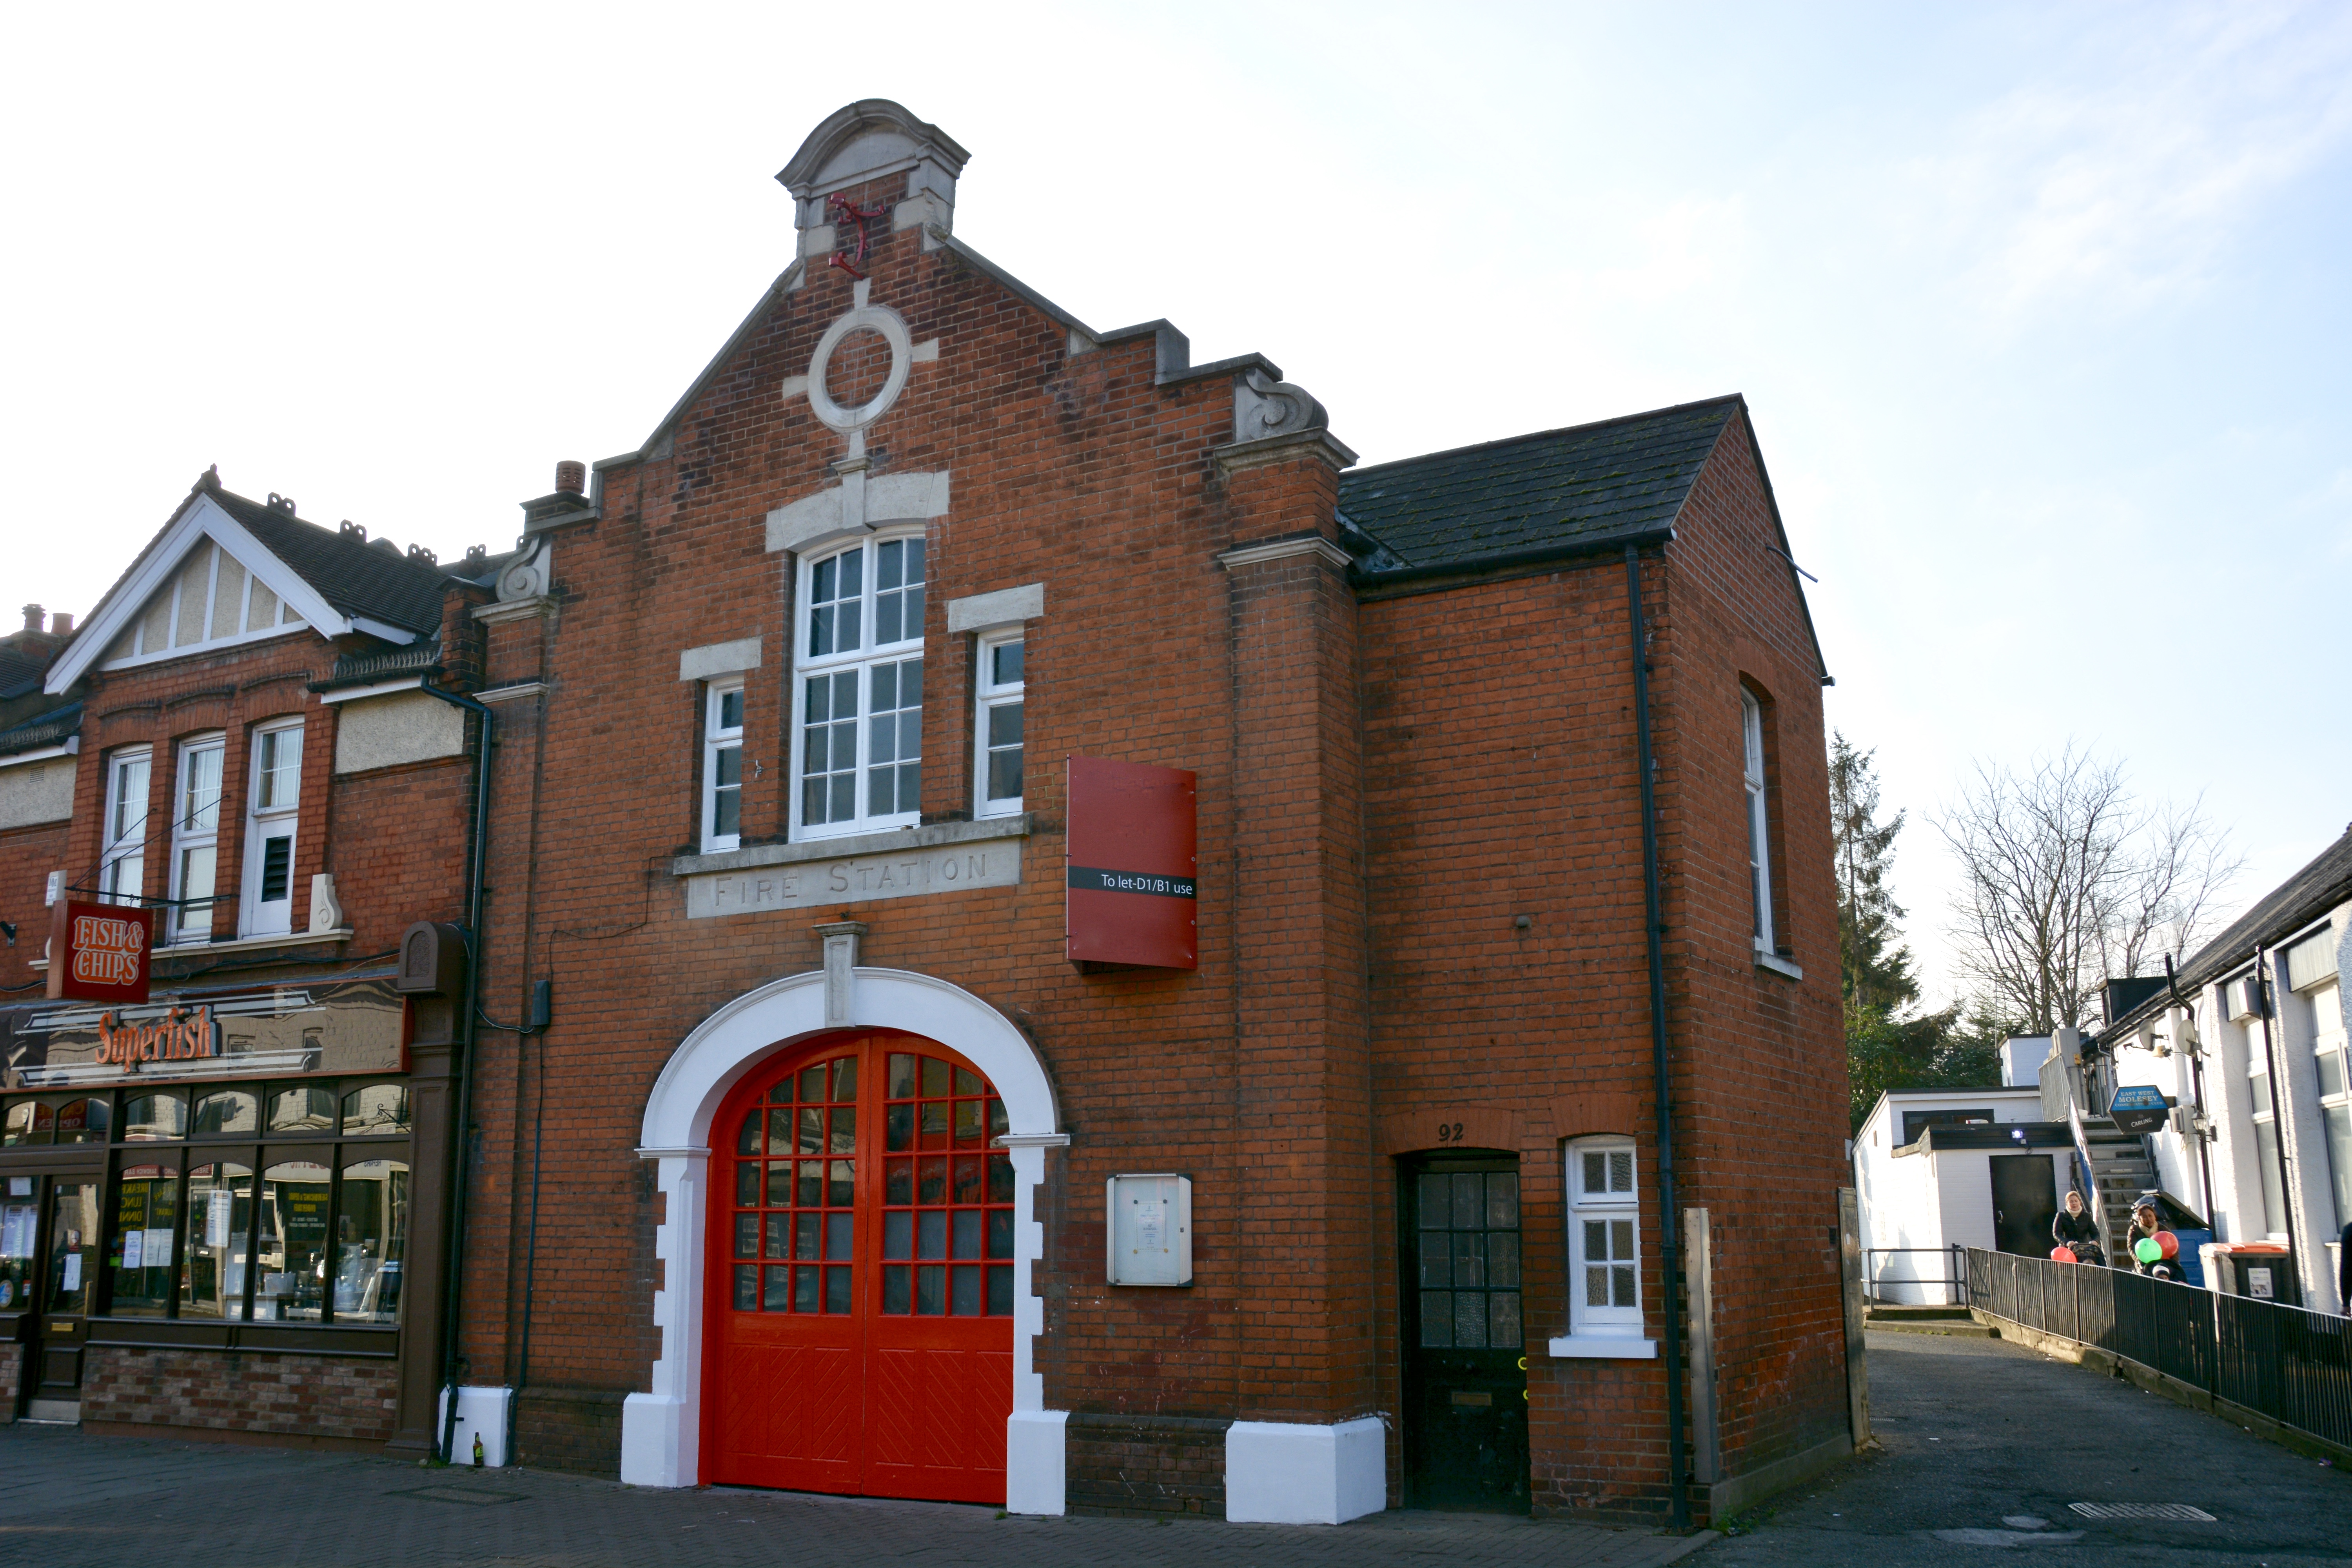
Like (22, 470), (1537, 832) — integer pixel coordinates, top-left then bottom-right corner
(47, 493), (393, 694)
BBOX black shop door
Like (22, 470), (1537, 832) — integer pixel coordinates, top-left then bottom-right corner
(1401, 1154), (1528, 1512)
(1990, 1155), (2058, 1258)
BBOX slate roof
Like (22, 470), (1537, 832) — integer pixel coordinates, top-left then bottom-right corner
(1337, 396), (1742, 572)
(208, 489), (447, 635)
(2097, 825), (2352, 1041)
(0, 701), (82, 757)
(0, 645), (45, 703)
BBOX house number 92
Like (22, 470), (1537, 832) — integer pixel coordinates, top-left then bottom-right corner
(1436, 1121), (1466, 1143)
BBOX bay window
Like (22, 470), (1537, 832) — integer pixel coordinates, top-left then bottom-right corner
(793, 533), (926, 839)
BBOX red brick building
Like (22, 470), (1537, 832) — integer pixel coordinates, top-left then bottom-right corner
(0, 481), (503, 1452)
(426, 100), (1852, 1523)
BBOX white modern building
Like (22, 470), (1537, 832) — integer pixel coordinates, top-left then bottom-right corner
(2089, 828), (2352, 1312)
(1853, 1076), (2073, 1305)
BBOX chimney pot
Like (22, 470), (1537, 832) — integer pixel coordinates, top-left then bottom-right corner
(51, 613), (72, 636)
(555, 461), (587, 495)
(20, 604), (42, 634)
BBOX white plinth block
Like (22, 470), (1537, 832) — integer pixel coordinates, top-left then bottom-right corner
(1224, 1416), (1386, 1524)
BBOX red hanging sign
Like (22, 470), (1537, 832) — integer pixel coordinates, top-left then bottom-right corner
(1066, 755), (1197, 971)
(47, 900), (154, 1004)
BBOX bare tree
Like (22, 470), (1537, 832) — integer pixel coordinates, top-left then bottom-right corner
(1936, 744), (2242, 1033)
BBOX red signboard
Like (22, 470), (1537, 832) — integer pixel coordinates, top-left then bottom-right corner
(46, 900), (154, 1005)
(1066, 755), (1197, 970)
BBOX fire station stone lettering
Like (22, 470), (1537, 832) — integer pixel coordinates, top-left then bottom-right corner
(686, 840), (1021, 918)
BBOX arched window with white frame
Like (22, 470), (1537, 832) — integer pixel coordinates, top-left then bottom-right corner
(1563, 1136), (1649, 1351)
(792, 531), (926, 840)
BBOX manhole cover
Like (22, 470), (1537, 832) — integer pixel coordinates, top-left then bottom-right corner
(2069, 1503), (2216, 1521)
(395, 1485), (524, 1506)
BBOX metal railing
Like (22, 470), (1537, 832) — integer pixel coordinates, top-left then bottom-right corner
(1863, 1245), (1969, 1307)
(1965, 1247), (2352, 1450)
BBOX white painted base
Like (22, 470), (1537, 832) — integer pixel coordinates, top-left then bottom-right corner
(1005, 1408), (1068, 1514)
(1223, 1417), (1386, 1524)
(436, 1385), (512, 1467)
(620, 1392), (695, 1486)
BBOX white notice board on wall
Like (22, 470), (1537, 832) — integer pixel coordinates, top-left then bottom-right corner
(1106, 1173), (1192, 1286)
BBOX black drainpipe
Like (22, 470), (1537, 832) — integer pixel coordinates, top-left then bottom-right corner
(420, 681), (494, 1464)
(1623, 543), (1688, 1530)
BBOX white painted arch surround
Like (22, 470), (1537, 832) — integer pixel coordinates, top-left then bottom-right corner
(620, 966), (1067, 1505)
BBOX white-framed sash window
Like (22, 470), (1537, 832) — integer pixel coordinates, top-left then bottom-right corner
(241, 720), (303, 936)
(703, 681), (745, 853)
(99, 748), (152, 906)
(975, 632), (1024, 818)
(1567, 1138), (1642, 1336)
(167, 736), (225, 945)
(1742, 690), (1775, 954)
(792, 532), (926, 840)
(2246, 982), (2289, 1240)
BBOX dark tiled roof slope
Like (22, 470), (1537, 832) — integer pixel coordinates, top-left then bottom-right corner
(0, 702), (82, 757)
(0, 646), (44, 701)
(1336, 397), (1740, 570)
(211, 490), (447, 635)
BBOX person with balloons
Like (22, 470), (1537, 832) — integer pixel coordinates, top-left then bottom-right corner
(2050, 1190), (2105, 1267)
(2127, 1198), (2185, 1280)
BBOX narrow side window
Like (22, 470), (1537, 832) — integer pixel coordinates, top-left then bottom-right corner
(241, 721), (303, 937)
(100, 748), (153, 906)
(168, 736), (226, 945)
(1742, 689), (1775, 954)
(975, 634), (1024, 818)
(704, 681), (746, 853)
(1565, 1137), (1642, 1337)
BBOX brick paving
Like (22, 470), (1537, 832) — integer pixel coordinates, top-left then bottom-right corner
(0, 1423), (1713, 1568)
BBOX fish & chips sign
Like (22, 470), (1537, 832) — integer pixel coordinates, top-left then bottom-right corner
(47, 901), (154, 1004)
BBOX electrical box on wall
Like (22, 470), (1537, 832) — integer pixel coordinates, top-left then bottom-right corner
(1106, 1173), (1192, 1286)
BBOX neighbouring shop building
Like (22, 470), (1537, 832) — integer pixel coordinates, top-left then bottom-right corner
(0, 479), (509, 1449)
(413, 100), (1854, 1525)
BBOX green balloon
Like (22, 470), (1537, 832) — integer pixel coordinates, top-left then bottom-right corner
(2134, 1237), (2163, 1264)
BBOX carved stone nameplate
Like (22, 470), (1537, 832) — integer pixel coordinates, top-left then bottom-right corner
(685, 838), (1022, 918)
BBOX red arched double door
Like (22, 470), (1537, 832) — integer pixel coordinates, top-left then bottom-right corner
(702, 1029), (1015, 1502)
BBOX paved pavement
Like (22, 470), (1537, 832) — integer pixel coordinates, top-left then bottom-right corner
(1697, 1328), (2352, 1566)
(0, 1421), (1708, 1568)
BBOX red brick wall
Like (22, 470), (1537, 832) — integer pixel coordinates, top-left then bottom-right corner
(0, 820), (67, 996)
(82, 1345), (397, 1440)
(0, 1338), (20, 1419)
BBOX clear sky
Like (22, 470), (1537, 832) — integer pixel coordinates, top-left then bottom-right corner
(7, 2), (2347, 1003)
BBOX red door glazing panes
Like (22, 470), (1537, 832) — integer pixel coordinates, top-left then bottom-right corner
(702, 1029), (1014, 1503)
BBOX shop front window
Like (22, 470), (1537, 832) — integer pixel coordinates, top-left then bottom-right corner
(180, 1162), (253, 1319)
(111, 1163), (180, 1318)
(334, 1159), (407, 1325)
(257, 1159), (332, 1322)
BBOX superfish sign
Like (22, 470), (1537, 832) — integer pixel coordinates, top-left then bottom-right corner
(1066, 755), (1198, 970)
(94, 1006), (216, 1070)
(47, 901), (154, 1004)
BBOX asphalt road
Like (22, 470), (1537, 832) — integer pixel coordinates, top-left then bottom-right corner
(1697, 1328), (2352, 1566)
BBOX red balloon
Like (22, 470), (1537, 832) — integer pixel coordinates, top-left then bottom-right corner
(2156, 1230), (2179, 1260)
(2051, 1246), (2077, 1263)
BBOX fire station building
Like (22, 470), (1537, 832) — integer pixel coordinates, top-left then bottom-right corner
(2, 99), (1853, 1525)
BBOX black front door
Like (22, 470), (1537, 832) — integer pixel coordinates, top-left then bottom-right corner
(1990, 1155), (2058, 1258)
(1401, 1155), (1528, 1512)
(34, 1179), (99, 1409)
